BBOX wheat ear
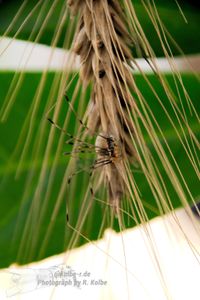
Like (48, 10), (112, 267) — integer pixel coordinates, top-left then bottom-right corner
(67, 0), (138, 214)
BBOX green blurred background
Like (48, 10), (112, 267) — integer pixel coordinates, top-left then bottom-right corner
(0, 0), (199, 267)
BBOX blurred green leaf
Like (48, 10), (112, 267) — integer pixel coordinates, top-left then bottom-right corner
(0, 71), (199, 267)
(0, 0), (199, 56)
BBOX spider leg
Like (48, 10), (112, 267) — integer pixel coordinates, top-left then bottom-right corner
(64, 93), (109, 141)
(48, 118), (103, 150)
(63, 149), (96, 155)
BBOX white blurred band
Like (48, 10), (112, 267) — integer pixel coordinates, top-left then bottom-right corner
(0, 37), (200, 73)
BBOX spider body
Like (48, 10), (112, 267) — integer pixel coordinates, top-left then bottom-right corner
(95, 133), (122, 163)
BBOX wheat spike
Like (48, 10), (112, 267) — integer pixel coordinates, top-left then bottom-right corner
(68, 0), (138, 214)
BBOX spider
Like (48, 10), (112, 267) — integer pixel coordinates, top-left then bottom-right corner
(48, 94), (122, 180)
(47, 93), (125, 220)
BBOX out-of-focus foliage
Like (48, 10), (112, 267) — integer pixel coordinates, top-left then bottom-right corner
(0, 72), (199, 267)
(0, 0), (199, 56)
